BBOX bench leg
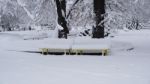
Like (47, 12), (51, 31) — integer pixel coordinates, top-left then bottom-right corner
(64, 50), (66, 55)
(76, 51), (78, 55)
(102, 49), (108, 56)
(41, 48), (49, 55)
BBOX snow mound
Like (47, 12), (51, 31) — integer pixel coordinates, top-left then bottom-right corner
(111, 40), (134, 52)
(22, 32), (48, 40)
(0, 33), (23, 41)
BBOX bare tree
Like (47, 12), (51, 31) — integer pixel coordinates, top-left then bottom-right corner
(55, 0), (69, 39)
(92, 0), (105, 38)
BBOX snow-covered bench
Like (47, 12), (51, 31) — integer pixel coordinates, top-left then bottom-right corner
(39, 39), (110, 56)
(71, 39), (110, 56)
(39, 39), (73, 55)
(71, 45), (109, 56)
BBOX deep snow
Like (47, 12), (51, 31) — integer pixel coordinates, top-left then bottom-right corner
(0, 29), (150, 84)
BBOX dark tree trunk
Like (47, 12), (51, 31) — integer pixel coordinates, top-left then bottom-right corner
(60, 0), (66, 17)
(55, 0), (69, 39)
(93, 0), (105, 38)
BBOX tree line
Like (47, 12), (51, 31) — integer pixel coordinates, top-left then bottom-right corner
(0, 0), (145, 38)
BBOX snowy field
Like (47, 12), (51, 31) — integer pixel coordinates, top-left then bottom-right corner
(0, 29), (150, 84)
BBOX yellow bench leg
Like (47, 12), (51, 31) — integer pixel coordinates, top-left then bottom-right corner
(102, 49), (108, 56)
(41, 48), (49, 55)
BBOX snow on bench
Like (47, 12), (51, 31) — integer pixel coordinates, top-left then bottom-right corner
(71, 39), (110, 56)
(40, 39), (110, 56)
(39, 39), (73, 55)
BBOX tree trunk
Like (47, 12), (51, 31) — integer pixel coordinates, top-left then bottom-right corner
(55, 0), (69, 39)
(93, 0), (105, 38)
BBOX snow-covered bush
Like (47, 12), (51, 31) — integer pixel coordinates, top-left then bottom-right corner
(104, 0), (150, 35)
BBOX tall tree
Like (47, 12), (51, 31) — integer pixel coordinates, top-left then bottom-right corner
(55, 0), (69, 39)
(93, 0), (105, 38)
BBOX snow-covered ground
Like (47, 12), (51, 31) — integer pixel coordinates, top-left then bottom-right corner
(0, 29), (150, 84)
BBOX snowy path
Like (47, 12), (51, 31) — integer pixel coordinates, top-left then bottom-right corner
(0, 29), (150, 84)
